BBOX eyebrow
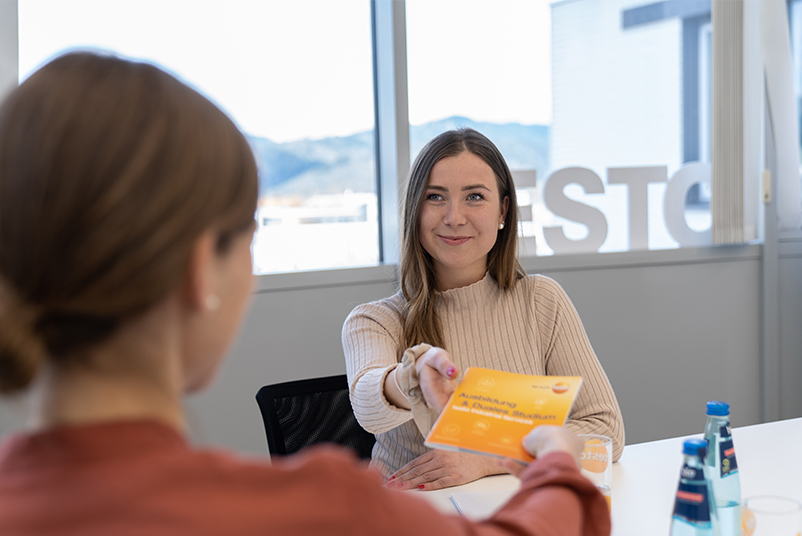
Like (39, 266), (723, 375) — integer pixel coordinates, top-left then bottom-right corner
(425, 184), (492, 192)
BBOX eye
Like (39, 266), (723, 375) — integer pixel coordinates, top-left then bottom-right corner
(467, 192), (485, 201)
(426, 193), (444, 201)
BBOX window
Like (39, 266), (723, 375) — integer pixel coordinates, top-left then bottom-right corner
(18, 0), (377, 274)
(405, 0), (714, 256)
(14, 0), (728, 272)
(791, 0), (802, 170)
(406, 0), (551, 256)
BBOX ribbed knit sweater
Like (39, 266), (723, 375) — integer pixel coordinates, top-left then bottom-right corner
(342, 273), (625, 474)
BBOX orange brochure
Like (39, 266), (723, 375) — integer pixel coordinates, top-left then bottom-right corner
(424, 367), (582, 463)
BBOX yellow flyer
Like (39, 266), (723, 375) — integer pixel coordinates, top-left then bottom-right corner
(424, 367), (582, 463)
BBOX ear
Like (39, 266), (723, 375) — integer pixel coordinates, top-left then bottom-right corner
(500, 195), (510, 225)
(181, 231), (217, 312)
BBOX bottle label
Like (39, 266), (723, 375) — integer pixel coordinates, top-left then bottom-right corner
(673, 464), (712, 524)
(718, 424), (739, 477)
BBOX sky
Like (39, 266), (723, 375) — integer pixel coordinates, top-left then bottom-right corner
(19, 0), (552, 143)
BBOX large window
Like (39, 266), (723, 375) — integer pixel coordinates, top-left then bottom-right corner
(13, 0), (731, 273)
(18, 0), (377, 274)
(406, 0), (550, 256)
(405, 0), (714, 256)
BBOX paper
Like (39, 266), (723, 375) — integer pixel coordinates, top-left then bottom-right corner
(450, 490), (516, 520)
(425, 367), (582, 463)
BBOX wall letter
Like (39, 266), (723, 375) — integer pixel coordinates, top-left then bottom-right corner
(663, 162), (712, 247)
(608, 166), (668, 251)
(543, 167), (608, 254)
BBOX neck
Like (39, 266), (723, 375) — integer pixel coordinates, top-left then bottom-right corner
(30, 301), (186, 433)
(436, 266), (488, 292)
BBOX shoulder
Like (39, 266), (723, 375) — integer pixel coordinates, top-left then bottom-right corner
(146, 446), (385, 532)
(343, 291), (405, 330)
(162, 445), (380, 509)
(512, 273), (568, 302)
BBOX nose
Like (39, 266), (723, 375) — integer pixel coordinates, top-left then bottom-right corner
(443, 201), (466, 227)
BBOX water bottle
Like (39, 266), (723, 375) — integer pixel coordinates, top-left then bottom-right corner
(704, 401), (741, 536)
(670, 438), (719, 536)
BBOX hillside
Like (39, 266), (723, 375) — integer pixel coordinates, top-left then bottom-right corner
(247, 117), (549, 199)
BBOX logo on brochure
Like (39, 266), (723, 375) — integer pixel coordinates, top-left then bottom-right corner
(472, 419), (491, 433)
(477, 376), (496, 389)
(552, 382), (571, 394)
(442, 424), (461, 436)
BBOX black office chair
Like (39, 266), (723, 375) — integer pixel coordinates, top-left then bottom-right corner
(255, 374), (376, 460)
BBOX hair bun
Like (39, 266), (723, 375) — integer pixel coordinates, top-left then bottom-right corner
(0, 284), (46, 393)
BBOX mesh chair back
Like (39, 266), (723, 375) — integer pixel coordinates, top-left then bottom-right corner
(255, 374), (376, 460)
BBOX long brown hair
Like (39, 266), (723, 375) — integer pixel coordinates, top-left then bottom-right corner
(399, 128), (524, 351)
(0, 52), (258, 393)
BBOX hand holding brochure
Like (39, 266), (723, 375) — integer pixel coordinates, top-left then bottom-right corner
(424, 367), (582, 463)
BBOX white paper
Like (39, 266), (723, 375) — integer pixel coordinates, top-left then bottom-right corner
(450, 490), (516, 521)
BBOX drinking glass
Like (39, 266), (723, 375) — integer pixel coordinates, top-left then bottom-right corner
(578, 434), (612, 510)
(742, 496), (802, 536)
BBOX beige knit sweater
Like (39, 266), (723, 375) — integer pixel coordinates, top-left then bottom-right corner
(341, 273), (625, 474)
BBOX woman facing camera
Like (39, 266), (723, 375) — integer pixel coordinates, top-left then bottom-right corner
(0, 53), (610, 536)
(343, 128), (625, 490)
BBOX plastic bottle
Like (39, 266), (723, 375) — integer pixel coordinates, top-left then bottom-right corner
(670, 438), (719, 536)
(703, 401), (741, 536)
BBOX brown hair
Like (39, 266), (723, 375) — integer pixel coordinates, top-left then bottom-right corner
(0, 52), (258, 393)
(399, 128), (524, 351)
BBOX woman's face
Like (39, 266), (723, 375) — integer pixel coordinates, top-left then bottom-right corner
(418, 151), (508, 291)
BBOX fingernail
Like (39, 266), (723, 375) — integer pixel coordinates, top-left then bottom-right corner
(389, 475), (395, 480)
(447, 366), (456, 377)
(418, 484), (425, 490)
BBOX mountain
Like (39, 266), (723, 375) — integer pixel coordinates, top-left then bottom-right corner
(247, 117), (549, 199)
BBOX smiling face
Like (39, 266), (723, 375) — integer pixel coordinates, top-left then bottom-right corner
(418, 151), (509, 291)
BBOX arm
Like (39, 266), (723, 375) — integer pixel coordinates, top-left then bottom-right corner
(353, 427), (610, 536)
(342, 299), (414, 434)
(533, 276), (626, 461)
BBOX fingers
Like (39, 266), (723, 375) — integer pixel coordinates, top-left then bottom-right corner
(416, 347), (458, 379)
(416, 347), (458, 412)
(387, 451), (438, 490)
(500, 458), (527, 478)
(522, 426), (584, 467)
(387, 450), (501, 491)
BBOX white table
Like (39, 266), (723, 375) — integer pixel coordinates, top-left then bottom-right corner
(417, 417), (802, 535)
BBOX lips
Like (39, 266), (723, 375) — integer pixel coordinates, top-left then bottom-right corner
(438, 235), (471, 246)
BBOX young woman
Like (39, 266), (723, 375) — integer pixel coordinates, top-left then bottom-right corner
(343, 128), (625, 490)
(0, 53), (610, 536)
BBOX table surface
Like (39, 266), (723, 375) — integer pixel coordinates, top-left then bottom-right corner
(416, 417), (802, 534)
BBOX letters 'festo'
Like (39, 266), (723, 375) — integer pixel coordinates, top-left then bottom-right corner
(542, 163), (712, 254)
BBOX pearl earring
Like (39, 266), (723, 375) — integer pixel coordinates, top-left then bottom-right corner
(205, 294), (221, 311)
(499, 223), (505, 230)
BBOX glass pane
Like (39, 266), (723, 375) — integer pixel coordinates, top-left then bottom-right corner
(19, 0), (378, 274)
(791, 0), (802, 171)
(406, 0), (712, 256)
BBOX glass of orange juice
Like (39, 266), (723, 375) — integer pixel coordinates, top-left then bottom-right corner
(578, 434), (612, 511)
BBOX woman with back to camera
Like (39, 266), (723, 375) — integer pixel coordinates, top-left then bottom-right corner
(0, 52), (610, 535)
(343, 128), (625, 490)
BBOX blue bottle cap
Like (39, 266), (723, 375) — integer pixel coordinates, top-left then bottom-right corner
(682, 438), (708, 457)
(706, 401), (730, 416)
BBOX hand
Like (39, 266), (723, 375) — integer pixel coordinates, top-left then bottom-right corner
(415, 346), (458, 413)
(387, 449), (506, 491)
(502, 426), (584, 477)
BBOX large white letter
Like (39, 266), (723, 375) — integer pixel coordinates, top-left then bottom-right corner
(608, 166), (668, 251)
(543, 167), (608, 254)
(663, 162), (712, 247)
